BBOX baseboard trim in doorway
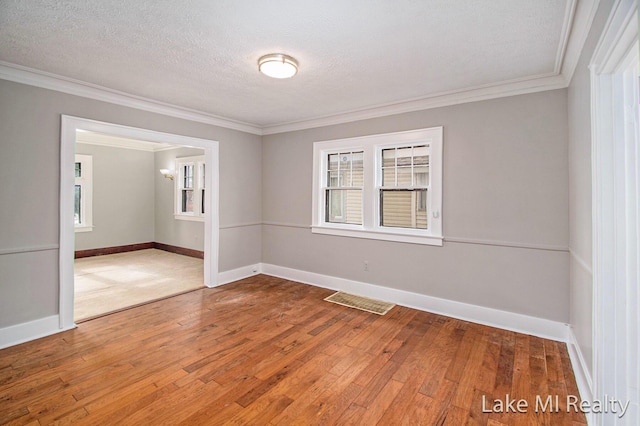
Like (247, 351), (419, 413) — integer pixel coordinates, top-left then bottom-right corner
(74, 242), (204, 259)
(0, 315), (74, 350)
(75, 242), (154, 258)
(153, 243), (204, 259)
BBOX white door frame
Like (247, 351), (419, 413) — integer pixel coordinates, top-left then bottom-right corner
(59, 115), (220, 330)
(590, 0), (639, 424)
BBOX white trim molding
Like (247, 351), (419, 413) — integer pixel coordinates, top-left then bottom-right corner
(0, 315), (72, 350)
(218, 264), (262, 286)
(60, 116), (221, 331)
(590, 0), (639, 424)
(261, 263), (570, 342)
(567, 327), (595, 425)
(0, 61), (261, 135)
(0, 0), (600, 137)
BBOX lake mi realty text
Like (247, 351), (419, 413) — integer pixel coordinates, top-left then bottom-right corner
(482, 394), (630, 418)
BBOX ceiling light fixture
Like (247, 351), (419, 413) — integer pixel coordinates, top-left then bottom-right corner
(258, 53), (298, 79)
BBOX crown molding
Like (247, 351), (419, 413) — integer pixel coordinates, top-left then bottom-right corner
(262, 0), (600, 135)
(559, 0), (601, 84)
(0, 0), (599, 137)
(261, 73), (567, 135)
(554, 0), (578, 74)
(0, 61), (262, 136)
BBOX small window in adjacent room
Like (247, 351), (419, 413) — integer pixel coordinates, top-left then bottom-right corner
(312, 127), (443, 246)
(175, 155), (205, 221)
(74, 154), (93, 232)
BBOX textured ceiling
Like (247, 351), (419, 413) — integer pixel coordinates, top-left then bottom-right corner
(0, 0), (579, 130)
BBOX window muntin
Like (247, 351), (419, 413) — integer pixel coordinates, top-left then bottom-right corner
(312, 127), (443, 246)
(175, 155), (205, 221)
(74, 154), (93, 232)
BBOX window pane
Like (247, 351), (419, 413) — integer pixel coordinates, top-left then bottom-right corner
(397, 167), (412, 186)
(183, 165), (194, 188)
(396, 147), (412, 166)
(382, 145), (430, 188)
(352, 167), (364, 187)
(328, 170), (340, 187)
(382, 166), (395, 186)
(182, 190), (194, 213)
(413, 145), (429, 165)
(339, 152), (351, 171)
(327, 151), (364, 188)
(380, 189), (428, 229)
(351, 152), (363, 187)
(382, 148), (396, 167)
(75, 162), (81, 178)
(325, 189), (362, 225)
(74, 185), (81, 224)
(328, 154), (339, 171)
(414, 168), (429, 186)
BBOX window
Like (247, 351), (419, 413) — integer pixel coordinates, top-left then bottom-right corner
(74, 154), (93, 232)
(312, 127), (443, 245)
(325, 151), (363, 224)
(175, 155), (205, 221)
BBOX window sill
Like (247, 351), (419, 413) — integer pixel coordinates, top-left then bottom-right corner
(74, 226), (94, 233)
(311, 225), (443, 246)
(174, 214), (204, 222)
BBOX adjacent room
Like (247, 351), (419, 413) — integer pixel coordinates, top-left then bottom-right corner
(72, 130), (206, 320)
(0, 0), (637, 424)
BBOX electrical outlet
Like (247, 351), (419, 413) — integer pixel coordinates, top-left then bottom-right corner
(364, 261), (369, 271)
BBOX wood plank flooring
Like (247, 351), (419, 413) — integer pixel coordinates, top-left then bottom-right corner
(0, 275), (586, 425)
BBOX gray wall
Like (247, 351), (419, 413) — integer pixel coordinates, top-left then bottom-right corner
(567, 0), (615, 377)
(0, 79), (262, 329)
(75, 143), (155, 250)
(263, 89), (569, 322)
(154, 147), (205, 251)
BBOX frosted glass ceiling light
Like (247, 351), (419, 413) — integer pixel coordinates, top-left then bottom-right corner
(258, 54), (298, 79)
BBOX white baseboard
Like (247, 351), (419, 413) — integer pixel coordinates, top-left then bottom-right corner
(0, 315), (74, 350)
(261, 263), (570, 342)
(0, 262), (571, 349)
(566, 327), (594, 425)
(217, 263), (261, 286)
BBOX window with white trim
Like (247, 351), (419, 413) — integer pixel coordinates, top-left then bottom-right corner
(74, 154), (93, 232)
(312, 127), (443, 246)
(175, 155), (205, 221)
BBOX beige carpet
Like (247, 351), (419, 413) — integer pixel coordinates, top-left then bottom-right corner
(74, 248), (204, 321)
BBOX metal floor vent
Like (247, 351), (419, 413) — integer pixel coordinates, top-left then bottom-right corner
(324, 292), (395, 315)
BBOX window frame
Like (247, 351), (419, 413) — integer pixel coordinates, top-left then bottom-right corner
(174, 155), (205, 222)
(74, 154), (93, 233)
(312, 127), (443, 246)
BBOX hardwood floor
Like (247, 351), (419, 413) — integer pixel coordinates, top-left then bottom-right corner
(0, 275), (585, 425)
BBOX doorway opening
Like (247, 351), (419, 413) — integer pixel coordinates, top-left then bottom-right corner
(60, 116), (219, 329)
(72, 130), (207, 321)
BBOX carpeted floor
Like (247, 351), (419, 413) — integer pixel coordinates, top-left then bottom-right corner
(74, 248), (203, 321)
